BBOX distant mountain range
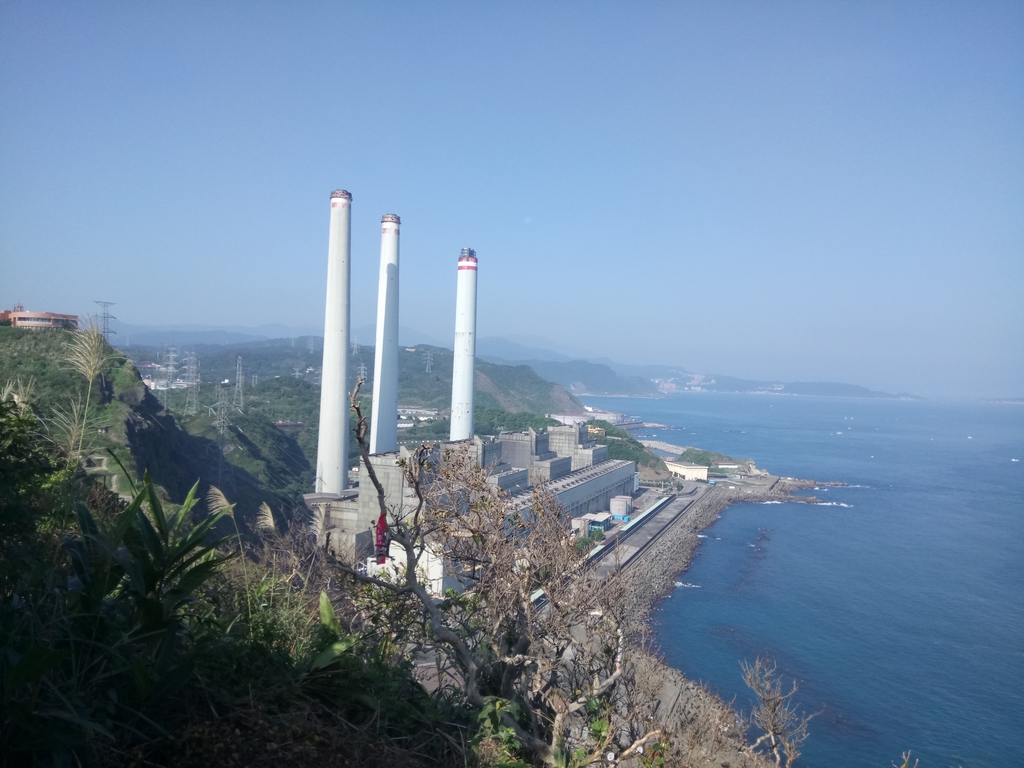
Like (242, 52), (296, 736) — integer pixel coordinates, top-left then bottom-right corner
(111, 320), (446, 349)
(113, 322), (918, 400)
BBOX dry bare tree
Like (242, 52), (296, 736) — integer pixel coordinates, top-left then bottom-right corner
(333, 381), (664, 766)
(741, 656), (814, 767)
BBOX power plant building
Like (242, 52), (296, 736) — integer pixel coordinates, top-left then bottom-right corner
(305, 190), (637, 570)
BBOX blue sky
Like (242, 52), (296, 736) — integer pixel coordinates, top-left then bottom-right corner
(1, 1), (1021, 398)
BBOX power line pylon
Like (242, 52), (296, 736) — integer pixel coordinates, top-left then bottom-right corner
(424, 351), (433, 372)
(183, 351), (200, 416)
(94, 301), (116, 342)
(251, 373), (258, 388)
(351, 340), (360, 356)
(160, 347), (178, 407)
(211, 383), (231, 437)
(357, 361), (368, 380)
(232, 356), (244, 412)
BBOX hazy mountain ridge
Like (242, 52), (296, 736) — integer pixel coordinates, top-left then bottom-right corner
(116, 324), (919, 400)
(123, 338), (585, 416)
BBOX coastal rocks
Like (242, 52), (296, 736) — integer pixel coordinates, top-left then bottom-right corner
(618, 480), (820, 767)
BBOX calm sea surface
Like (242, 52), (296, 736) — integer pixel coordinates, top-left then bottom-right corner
(581, 394), (1024, 768)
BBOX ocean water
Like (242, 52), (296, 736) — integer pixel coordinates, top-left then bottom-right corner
(581, 394), (1024, 768)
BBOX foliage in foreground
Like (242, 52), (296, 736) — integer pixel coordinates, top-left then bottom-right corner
(0, 402), (470, 767)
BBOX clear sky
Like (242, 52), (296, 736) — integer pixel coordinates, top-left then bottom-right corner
(1, 1), (1021, 398)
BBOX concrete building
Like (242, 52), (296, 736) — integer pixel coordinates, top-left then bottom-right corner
(367, 540), (455, 597)
(311, 433), (636, 559)
(547, 423), (609, 471)
(665, 461), (708, 481)
(1, 304), (78, 330)
(513, 460), (637, 518)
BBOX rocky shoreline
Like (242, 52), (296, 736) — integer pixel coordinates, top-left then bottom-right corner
(621, 477), (823, 766)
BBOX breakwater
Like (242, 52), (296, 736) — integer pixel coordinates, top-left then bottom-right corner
(615, 478), (819, 766)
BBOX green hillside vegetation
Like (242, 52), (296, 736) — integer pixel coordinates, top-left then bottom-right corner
(0, 327), (299, 526)
(126, 340), (581, 480)
(127, 340), (584, 417)
(515, 358), (658, 396)
(0, 326), (140, 424)
(676, 447), (742, 467)
(588, 419), (666, 470)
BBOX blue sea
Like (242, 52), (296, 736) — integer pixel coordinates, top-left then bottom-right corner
(581, 394), (1024, 768)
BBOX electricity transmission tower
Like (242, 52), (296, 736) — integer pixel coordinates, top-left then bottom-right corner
(160, 348), (178, 407)
(357, 361), (368, 380)
(351, 340), (360, 356)
(183, 351), (200, 416)
(94, 301), (116, 342)
(251, 373), (258, 388)
(210, 384), (231, 436)
(292, 367), (303, 379)
(424, 351), (433, 372)
(232, 356), (244, 412)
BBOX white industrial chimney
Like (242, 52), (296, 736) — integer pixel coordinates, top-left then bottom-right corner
(449, 248), (478, 441)
(369, 214), (401, 454)
(315, 189), (352, 493)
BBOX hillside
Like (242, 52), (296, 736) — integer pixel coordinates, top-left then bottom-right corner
(117, 338), (584, 481)
(483, 357), (658, 397)
(589, 419), (667, 480)
(126, 339), (585, 416)
(0, 327), (301, 526)
(671, 373), (920, 399)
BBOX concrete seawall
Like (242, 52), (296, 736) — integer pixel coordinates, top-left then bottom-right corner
(614, 478), (819, 766)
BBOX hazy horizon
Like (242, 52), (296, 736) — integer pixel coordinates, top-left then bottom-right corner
(2, 2), (1021, 399)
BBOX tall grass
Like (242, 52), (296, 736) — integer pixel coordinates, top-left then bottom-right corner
(64, 320), (114, 460)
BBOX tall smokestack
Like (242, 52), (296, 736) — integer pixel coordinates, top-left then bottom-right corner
(370, 214), (400, 454)
(449, 248), (478, 441)
(315, 190), (352, 493)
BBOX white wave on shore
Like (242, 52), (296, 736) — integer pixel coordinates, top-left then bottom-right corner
(815, 501), (853, 507)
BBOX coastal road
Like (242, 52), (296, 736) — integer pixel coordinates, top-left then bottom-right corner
(591, 483), (709, 579)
